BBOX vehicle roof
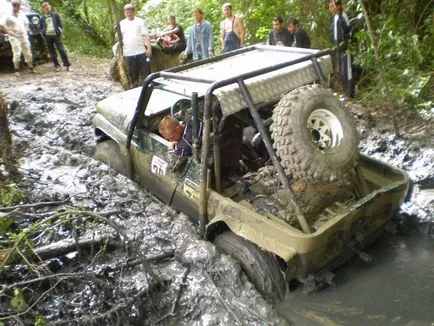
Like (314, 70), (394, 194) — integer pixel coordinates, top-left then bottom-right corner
(154, 45), (333, 116)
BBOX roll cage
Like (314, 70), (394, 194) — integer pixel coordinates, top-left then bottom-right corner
(126, 44), (335, 236)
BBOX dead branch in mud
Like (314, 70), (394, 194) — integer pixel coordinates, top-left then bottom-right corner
(1, 209), (127, 267)
(0, 198), (70, 212)
(0, 279), (63, 322)
(204, 271), (244, 326)
(34, 232), (117, 260)
(153, 266), (190, 324)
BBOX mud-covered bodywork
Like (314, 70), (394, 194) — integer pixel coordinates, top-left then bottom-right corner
(93, 45), (410, 293)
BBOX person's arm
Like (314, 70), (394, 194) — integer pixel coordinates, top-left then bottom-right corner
(142, 22), (152, 57)
(268, 31), (273, 45)
(207, 23), (214, 56)
(219, 20), (224, 48)
(186, 28), (192, 55)
(236, 17), (245, 46)
(145, 34), (152, 57)
(170, 33), (180, 44)
(161, 24), (180, 36)
(56, 12), (63, 30)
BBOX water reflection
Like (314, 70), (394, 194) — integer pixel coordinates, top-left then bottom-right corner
(278, 220), (434, 325)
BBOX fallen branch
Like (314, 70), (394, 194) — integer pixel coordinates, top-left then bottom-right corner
(153, 266), (190, 324)
(204, 271), (244, 326)
(1, 232), (117, 266)
(0, 198), (70, 212)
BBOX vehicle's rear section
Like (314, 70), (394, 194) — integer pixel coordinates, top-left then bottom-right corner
(285, 154), (410, 279)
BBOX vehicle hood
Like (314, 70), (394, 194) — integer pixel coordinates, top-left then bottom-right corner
(95, 87), (141, 133)
(95, 86), (188, 132)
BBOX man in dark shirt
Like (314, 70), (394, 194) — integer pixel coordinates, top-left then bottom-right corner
(287, 17), (311, 49)
(40, 2), (72, 72)
(158, 15), (186, 54)
(329, 0), (354, 97)
(268, 16), (292, 47)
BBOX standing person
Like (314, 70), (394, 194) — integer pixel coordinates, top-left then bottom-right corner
(268, 16), (292, 47)
(0, 0), (38, 77)
(287, 17), (311, 49)
(40, 2), (72, 72)
(157, 15), (186, 54)
(185, 8), (214, 61)
(329, 0), (354, 97)
(220, 3), (245, 53)
(118, 3), (152, 87)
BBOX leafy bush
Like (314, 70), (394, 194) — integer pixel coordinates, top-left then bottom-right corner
(0, 183), (26, 207)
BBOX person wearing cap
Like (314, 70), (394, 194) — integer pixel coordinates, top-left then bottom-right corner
(185, 8), (214, 61)
(220, 3), (245, 53)
(0, 0), (38, 77)
(40, 2), (72, 72)
(268, 16), (292, 47)
(287, 17), (310, 49)
(118, 3), (152, 87)
(329, 0), (354, 97)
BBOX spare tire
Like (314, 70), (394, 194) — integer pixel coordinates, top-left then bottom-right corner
(271, 85), (358, 182)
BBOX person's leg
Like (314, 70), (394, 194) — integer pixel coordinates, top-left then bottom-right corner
(343, 51), (355, 98)
(46, 35), (60, 69)
(137, 52), (149, 84)
(53, 36), (71, 68)
(21, 38), (37, 72)
(125, 55), (138, 87)
(9, 37), (22, 76)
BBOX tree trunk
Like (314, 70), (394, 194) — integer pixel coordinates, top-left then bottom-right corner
(0, 96), (19, 182)
(359, 0), (400, 135)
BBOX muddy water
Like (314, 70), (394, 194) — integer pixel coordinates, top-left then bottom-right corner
(278, 221), (434, 325)
(1, 61), (433, 325)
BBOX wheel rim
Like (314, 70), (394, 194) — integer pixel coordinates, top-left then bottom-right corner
(307, 108), (344, 152)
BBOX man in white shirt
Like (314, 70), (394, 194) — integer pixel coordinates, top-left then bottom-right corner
(119, 3), (152, 87)
(0, 0), (38, 77)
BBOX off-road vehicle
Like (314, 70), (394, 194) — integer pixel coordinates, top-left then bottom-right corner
(0, 0), (46, 62)
(93, 45), (410, 302)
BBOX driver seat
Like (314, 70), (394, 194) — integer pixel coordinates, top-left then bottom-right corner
(218, 115), (243, 173)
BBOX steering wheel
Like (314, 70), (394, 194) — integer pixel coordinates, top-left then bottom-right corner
(171, 98), (192, 121)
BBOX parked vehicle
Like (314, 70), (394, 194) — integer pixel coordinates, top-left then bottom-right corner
(93, 45), (410, 302)
(0, 0), (47, 62)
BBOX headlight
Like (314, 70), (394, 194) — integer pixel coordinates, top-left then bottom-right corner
(31, 16), (39, 25)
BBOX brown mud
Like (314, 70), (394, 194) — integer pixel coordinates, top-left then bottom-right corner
(0, 56), (432, 325)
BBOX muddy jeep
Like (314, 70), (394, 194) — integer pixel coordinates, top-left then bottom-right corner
(93, 45), (410, 302)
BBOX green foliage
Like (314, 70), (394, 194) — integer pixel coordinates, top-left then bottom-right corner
(353, 0), (433, 109)
(62, 13), (112, 58)
(35, 315), (48, 326)
(0, 215), (14, 232)
(0, 183), (26, 207)
(11, 288), (26, 311)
